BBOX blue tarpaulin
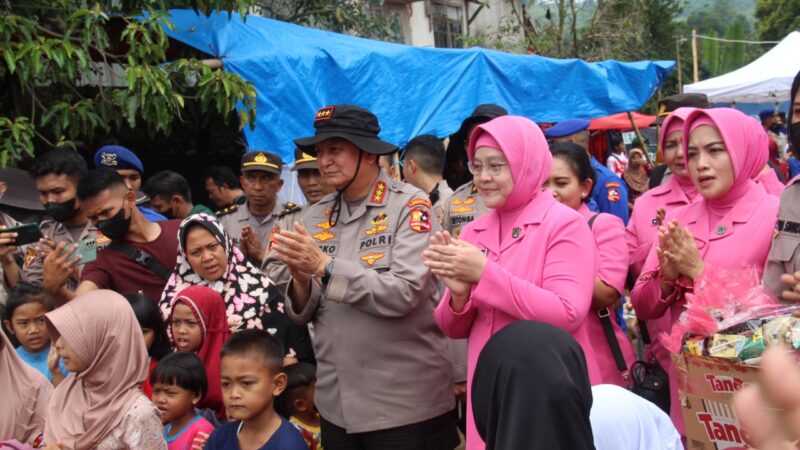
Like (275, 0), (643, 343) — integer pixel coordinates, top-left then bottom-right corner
(163, 9), (674, 162)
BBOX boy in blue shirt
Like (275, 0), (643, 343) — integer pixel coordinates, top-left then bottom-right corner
(205, 330), (306, 450)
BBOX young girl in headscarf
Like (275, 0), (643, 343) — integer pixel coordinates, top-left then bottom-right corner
(546, 142), (636, 387)
(1, 324), (52, 447)
(631, 108), (780, 434)
(426, 115), (600, 450)
(168, 285), (231, 420)
(160, 214), (312, 363)
(43, 290), (165, 450)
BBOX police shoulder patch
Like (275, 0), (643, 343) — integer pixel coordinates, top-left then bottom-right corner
(216, 204), (239, 216)
(409, 207), (432, 233)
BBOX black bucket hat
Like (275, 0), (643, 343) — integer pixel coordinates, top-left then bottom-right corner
(294, 105), (398, 156)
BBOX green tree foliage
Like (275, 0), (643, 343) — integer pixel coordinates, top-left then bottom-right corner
(755, 0), (800, 41)
(253, 0), (402, 42)
(0, 1), (259, 166)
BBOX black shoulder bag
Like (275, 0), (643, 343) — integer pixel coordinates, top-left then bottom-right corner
(589, 214), (670, 413)
(105, 241), (172, 281)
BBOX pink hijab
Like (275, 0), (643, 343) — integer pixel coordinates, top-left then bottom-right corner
(660, 107), (699, 199)
(467, 115), (552, 212)
(681, 108), (767, 212)
(44, 290), (148, 449)
(0, 330), (52, 444)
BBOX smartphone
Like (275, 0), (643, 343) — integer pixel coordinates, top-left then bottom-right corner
(2, 223), (43, 246)
(59, 238), (97, 266)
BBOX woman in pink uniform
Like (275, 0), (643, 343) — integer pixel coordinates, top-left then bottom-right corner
(631, 107), (779, 434)
(545, 142), (635, 387)
(425, 115), (599, 450)
(626, 107), (699, 280)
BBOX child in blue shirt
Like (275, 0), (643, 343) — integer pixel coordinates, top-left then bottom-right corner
(205, 330), (306, 450)
(2, 282), (66, 384)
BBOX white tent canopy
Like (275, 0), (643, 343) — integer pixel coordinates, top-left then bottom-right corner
(684, 31), (800, 103)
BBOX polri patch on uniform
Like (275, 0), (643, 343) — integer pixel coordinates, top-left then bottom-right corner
(315, 106), (334, 121)
(371, 181), (387, 204)
(24, 247), (38, 267)
(409, 208), (432, 233)
(360, 252), (385, 266)
(408, 198), (432, 208)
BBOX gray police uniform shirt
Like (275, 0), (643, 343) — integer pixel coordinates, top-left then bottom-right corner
(20, 219), (107, 291)
(764, 180), (800, 299)
(285, 171), (454, 433)
(262, 203), (308, 294)
(218, 200), (285, 248)
(440, 181), (489, 239)
(432, 179), (454, 226)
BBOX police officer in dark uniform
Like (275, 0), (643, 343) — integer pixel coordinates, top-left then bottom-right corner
(545, 118), (630, 224)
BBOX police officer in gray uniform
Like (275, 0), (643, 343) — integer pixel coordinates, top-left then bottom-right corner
(273, 104), (457, 449)
(218, 151), (300, 263)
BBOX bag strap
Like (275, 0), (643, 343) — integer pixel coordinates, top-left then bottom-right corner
(105, 241), (171, 281)
(598, 308), (631, 386)
(588, 214), (631, 386)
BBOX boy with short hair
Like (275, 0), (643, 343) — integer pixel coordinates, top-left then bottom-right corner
(281, 363), (322, 450)
(205, 329), (306, 450)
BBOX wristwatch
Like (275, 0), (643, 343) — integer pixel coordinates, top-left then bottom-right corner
(321, 258), (335, 287)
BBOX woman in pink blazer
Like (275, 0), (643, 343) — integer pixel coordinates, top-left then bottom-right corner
(631, 108), (779, 434)
(546, 142), (636, 388)
(425, 116), (599, 450)
(626, 107), (699, 280)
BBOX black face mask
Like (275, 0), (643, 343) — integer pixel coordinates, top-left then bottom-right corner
(791, 121), (800, 154)
(770, 123), (783, 134)
(44, 198), (78, 222)
(96, 201), (131, 240)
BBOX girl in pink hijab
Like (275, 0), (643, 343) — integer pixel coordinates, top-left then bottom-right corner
(426, 115), (599, 450)
(43, 290), (166, 450)
(0, 328), (52, 447)
(631, 108), (779, 434)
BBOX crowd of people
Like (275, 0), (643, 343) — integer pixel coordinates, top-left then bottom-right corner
(1, 68), (800, 450)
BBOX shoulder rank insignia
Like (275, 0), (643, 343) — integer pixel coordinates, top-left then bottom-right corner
(470, 183), (478, 195)
(277, 202), (302, 217)
(215, 203), (239, 216)
(371, 181), (387, 204)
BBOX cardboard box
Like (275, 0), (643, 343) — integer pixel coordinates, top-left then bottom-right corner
(675, 353), (759, 450)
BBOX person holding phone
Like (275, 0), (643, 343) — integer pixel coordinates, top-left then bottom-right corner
(0, 148), (102, 296)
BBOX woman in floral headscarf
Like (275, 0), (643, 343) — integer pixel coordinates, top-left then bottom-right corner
(159, 213), (313, 363)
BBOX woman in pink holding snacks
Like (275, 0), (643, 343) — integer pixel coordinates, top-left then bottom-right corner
(426, 115), (600, 450)
(631, 107), (779, 433)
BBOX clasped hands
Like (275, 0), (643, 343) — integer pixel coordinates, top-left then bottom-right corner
(271, 222), (330, 285)
(656, 220), (704, 283)
(422, 231), (486, 311)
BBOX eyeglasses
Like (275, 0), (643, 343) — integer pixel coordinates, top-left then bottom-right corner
(468, 160), (507, 176)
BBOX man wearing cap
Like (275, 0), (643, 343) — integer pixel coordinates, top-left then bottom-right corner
(273, 104), (457, 448)
(649, 93), (711, 188)
(441, 105), (506, 239)
(545, 118), (630, 224)
(262, 149), (334, 292)
(93, 144), (167, 222)
(218, 151), (301, 264)
(401, 134), (453, 225)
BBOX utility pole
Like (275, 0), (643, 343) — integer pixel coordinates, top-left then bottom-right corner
(676, 35), (683, 92)
(692, 28), (699, 83)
